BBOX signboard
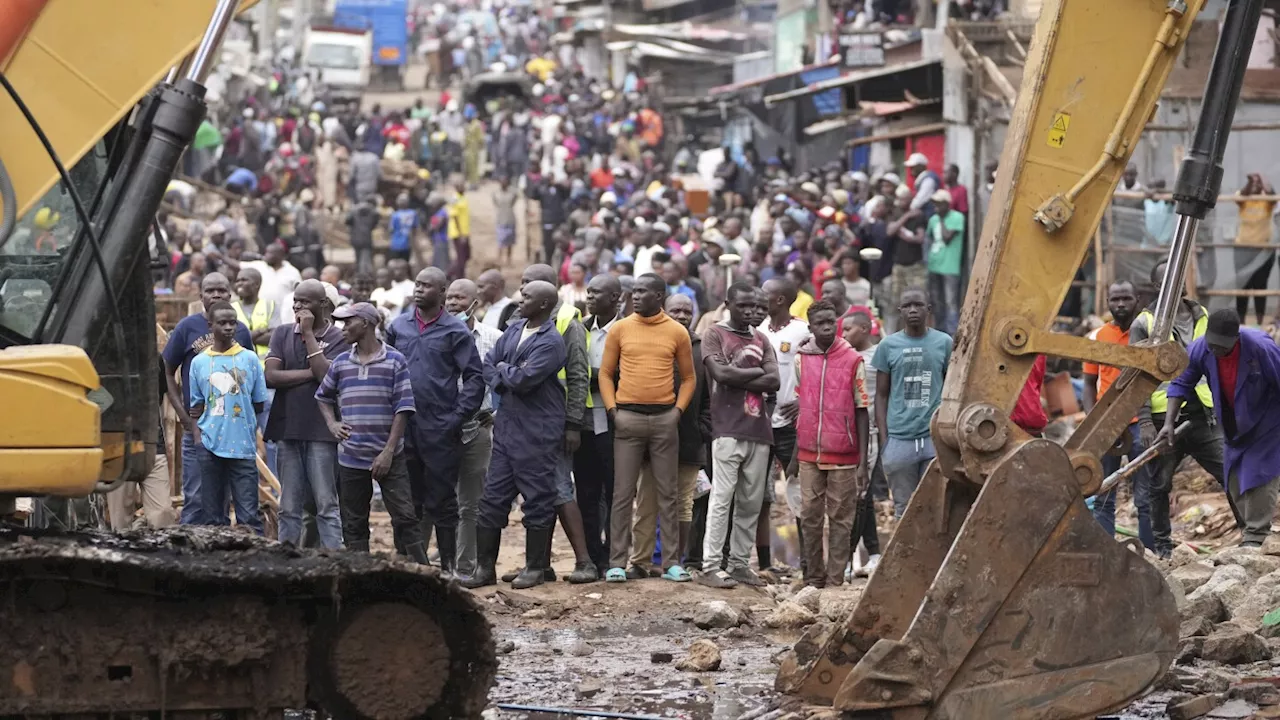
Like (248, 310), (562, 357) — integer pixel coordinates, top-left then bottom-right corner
(838, 31), (884, 68)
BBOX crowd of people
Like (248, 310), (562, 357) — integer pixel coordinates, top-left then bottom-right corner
(111, 0), (1280, 585)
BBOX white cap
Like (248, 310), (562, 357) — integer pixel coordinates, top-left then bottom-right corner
(446, 99), (459, 112)
(882, 172), (901, 185)
(322, 282), (343, 308)
(895, 184), (912, 199)
(851, 171), (869, 183)
(906, 152), (929, 168)
(931, 189), (953, 204)
(800, 181), (821, 195)
(652, 221), (672, 234)
(634, 217), (648, 228)
(600, 191), (618, 205)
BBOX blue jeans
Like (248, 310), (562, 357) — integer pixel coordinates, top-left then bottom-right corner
(1092, 422), (1155, 550)
(196, 448), (263, 534)
(277, 440), (343, 548)
(181, 432), (229, 525)
(256, 389), (277, 478)
(882, 436), (936, 519)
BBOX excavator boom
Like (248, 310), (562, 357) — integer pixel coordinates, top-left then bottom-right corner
(778, 0), (1260, 716)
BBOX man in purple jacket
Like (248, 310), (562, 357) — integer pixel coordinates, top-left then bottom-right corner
(1158, 308), (1280, 547)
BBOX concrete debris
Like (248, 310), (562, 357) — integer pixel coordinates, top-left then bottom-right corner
(675, 639), (723, 672)
(1215, 546), (1280, 580)
(1187, 564), (1250, 619)
(496, 589), (542, 610)
(650, 651), (674, 664)
(567, 640), (595, 657)
(1199, 626), (1272, 665)
(817, 589), (860, 621)
(694, 601), (745, 630)
(1182, 616), (1217, 638)
(1182, 589), (1228, 627)
(1171, 562), (1217, 594)
(792, 586), (822, 613)
(575, 680), (603, 699)
(496, 639), (516, 654)
(1172, 543), (1205, 568)
(1227, 681), (1280, 705)
(1207, 699), (1258, 718)
(725, 626), (752, 639)
(1166, 693), (1223, 720)
(764, 602), (818, 629)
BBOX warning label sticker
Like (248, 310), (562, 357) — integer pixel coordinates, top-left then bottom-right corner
(1047, 112), (1071, 149)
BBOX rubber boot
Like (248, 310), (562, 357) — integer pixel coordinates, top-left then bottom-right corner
(346, 539), (370, 553)
(405, 541), (431, 566)
(512, 527), (553, 589)
(436, 526), (458, 579)
(461, 527), (501, 589)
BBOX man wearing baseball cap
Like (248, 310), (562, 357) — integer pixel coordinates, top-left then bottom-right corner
(316, 302), (425, 562)
(904, 153), (940, 220)
(1159, 308), (1280, 547)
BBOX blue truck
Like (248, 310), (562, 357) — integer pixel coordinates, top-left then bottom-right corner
(333, 0), (408, 89)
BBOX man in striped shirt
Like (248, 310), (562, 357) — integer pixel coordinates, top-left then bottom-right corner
(315, 302), (426, 563)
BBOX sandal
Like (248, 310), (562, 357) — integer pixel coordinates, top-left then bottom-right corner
(662, 565), (692, 582)
(604, 567), (628, 583)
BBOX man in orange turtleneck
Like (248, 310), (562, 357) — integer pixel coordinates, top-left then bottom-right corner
(599, 273), (696, 583)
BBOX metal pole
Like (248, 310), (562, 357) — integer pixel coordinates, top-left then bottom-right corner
(186, 0), (241, 84)
(1151, 215), (1198, 340)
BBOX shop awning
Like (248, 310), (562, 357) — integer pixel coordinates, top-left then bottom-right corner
(763, 57), (941, 107)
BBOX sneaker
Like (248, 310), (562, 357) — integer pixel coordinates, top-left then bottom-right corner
(729, 567), (765, 587)
(856, 554), (881, 578)
(696, 569), (738, 589)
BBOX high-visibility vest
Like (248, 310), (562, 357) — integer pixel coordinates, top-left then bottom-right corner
(234, 299), (275, 359)
(555, 303), (593, 408)
(1134, 307), (1213, 413)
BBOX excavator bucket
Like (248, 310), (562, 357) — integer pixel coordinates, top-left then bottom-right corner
(777, 440), (1178, 718)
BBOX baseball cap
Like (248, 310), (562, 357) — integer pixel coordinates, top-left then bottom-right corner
(906, 152), (929, 168)
(882, 172), (901, 185)
(931, 189), (953, 204)
(333, 302), (380, 324)
(800, 181), (821, 195)
(600, 191), (618, 205)
(1205, 308), (1241, 351)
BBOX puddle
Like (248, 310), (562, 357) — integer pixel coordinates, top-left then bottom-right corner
(490, 621), (781, 720)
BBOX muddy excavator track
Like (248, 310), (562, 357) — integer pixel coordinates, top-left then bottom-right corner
(0, 526), (498, 719)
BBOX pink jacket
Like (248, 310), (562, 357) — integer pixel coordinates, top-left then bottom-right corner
(796, 336), (863, 466)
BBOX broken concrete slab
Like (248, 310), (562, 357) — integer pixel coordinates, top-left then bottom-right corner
(1171, 562), (1218, 594)
(693, 600), (745, 630)
(1167, 693), (1224, 720)
(676, 638), (722, 672)
(1200, 626), (1273, 665)
(764, 601), (818, 629)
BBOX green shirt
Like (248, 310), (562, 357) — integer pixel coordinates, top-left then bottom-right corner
(926, 210), (965, 276)
(871, 329), (952, 440)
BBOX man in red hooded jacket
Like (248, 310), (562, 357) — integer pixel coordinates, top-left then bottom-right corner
(793, 300), (870, 588)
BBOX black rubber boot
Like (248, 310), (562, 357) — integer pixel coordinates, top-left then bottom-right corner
(346, 539), (370, 553)
(512, 527), (553, 590)
(436, 526), (458, 579)
(567, 560), (599, 584)
(405, 541), (431, 566)
(461, 527), (501, 589)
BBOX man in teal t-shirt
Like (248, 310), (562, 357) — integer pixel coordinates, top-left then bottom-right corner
(926, 190), (965, 334)
(190, 301), (269, 534)
(871, 288), (953, 518)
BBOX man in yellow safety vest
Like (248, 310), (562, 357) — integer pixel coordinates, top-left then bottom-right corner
(1128, 260), (1231, 558)
(233, 268), (281, 360)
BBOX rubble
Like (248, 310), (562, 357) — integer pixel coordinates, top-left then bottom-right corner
(817, 588), (860, 621)
(496, 639), (516, 654)
(567, 640), (595, 657)
(792, 586), (822, 613)
(1167, 693), (1223, 720)
(676, 639), (723, 672)
(650, 651), (673, 664)
(575, 680), (603, 699)
(1171, 562), (1217, 593)
(1199, 626), (1272, 665)
(694, 601), (746, 630)
(1215, 546), (1280, 579)
(1186, 564), (1250, 616)
(1207, 699), (1257, 717)
(764, 602), (819, 629)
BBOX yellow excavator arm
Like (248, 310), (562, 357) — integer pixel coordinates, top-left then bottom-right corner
(2, 0), (258, 219)
(778, 0), (1262, 716)
(0, 0), (257, 499)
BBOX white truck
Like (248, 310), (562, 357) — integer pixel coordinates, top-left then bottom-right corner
(302, 22), (372, 105)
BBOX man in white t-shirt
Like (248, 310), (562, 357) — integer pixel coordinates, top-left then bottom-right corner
(370, 266), (407, 318)
(757, 277), (812, 574)
(240, 242), (302, 305)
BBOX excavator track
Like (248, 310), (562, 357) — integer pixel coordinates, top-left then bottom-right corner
(0, 526), (498, 719)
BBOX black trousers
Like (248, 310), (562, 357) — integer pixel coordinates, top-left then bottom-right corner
(339, 456), (422, 551)
(1239, 251), (1276, 325)
(573, 429), (615, 570)
(1149, 411), (1231, 555)
(850, 456), (883, 556)
(407, 434), (463, 530)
